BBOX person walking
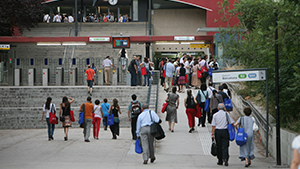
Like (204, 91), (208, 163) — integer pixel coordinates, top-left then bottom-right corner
(136, 56), (142, 86)
(91, 63), (98, 85)
(191, 59), (201, 89)
(210, 90), (223, 123)
(127, 94), (142, 140)
(100, 98), (110, 131)
(128, 56), (138, 86)
(291, 135), (300, 169)
(85, 65), (95, 96)
(211, 103), (235, 166)
(199, 56), (209, 85)
(184, 90), (197, 133)
(59, 96), (74, 141)
(165, 86), (179, 132)
(102, 56), (116, 85)
(196, 84), (208, 127)
(177, 63), (186, 93)
(140, 57), (154, 86)
(136, 103), (160, 164)
(108, 98), (122, 139)
(233, 107), (262, 167)
(159, 58), (167, 87)
(164, 58), (175, 92)
(93, 99), (103, 140)
(41, 97), (56, 141)
(79, 96), (94, 142)
(184, 57), (192, 88)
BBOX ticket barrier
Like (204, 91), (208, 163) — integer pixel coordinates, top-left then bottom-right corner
(97, 69), (103, 85)
(42, 68), (50, 86)
(56, 67), (64, 86)
(126, 71), (131, 86)
(14, 68), (22, 86)
(28, 68), (36, 86)
(70, 68), (77, 86)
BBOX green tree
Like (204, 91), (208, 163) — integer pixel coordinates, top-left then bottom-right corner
(217, 0), (300, 131)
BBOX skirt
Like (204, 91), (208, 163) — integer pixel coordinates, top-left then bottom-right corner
(178, 76), (186, 85)
(63, 116), (72, 128)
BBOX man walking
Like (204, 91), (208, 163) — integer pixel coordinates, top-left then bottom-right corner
(136, 103), (160, 164)
(79, 96), (94, 142)
(184, 57), (192, 88)
(102, 56), (116, 85)
(164, 58), (175, 92)
(136, 56), (142, 86)
(85, 65), (95, 96)
(128, 56), (138, 86)
(217, 85), (229, 102)
(211, 103), (235, 166)
(127, 94), (142, 140)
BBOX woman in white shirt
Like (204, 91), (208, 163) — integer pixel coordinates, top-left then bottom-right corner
(93, 99), (103, 140)
(291, 135), (300, 169)
(41, 97), (56, 141)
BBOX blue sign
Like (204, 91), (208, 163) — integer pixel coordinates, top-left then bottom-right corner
(248, 73), (257, 78)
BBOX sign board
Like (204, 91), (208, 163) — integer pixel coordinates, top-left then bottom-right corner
(174, 36), (195, 41)
(0, 44), (10, 50)
(112, 36), (130, 48)
(89, 37), (110, 42)
(190, 44), (210, 48)
(212, 69), (266, 83)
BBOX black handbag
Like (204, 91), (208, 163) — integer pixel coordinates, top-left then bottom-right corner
(211, 138), (218, 156)
(60, 116), (65, 122)
(149, 111), (165, 140)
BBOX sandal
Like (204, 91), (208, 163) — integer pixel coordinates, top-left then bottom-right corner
(245, 163), (250, 167)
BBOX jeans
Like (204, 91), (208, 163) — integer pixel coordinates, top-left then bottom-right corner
(143, 73), (149, 86)
(102, 117), (108, 130)
(46, 118), (55, 139)
(131, 116), (138, 139)
(137, 71), (142, 85)
(131, 71), (137, 86)
(84, 119), (92, 140)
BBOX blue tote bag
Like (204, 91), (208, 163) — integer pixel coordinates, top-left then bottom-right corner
(78, 103), (85, 125)
(226, 113), (235, 141)
(224, 98), (233, 111)
(204, 99), (210, 113)
(107, 113), (114, 126)
(236, 117), (247, 146)
(135, 138), (143, 154)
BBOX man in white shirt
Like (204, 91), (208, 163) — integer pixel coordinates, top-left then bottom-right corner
(207, 82), (216, 99)
(55, 13), (62, 23)
(68, 14), (74, 23)
(179, 53), (187, 64)
(185, 57), (192, 88)
(44, 13), (50, 23)
(211, 103), (235, 166)
(102, 56), (116, 85)
(164, 59), (175, 92)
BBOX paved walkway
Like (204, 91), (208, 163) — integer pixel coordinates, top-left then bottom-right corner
(0, 87), (283, 169)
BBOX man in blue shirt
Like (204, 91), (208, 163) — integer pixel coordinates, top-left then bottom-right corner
(100, 98), (110, 130)
(136, 103), (160, 164)
(164, 59), (175, 92)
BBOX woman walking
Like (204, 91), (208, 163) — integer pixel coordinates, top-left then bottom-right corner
(184, 90), (198, 133)
(177, 63), (186, 93)
(41, 97), (56, 141)
(59, 96), (74, 141)
(93, 99), (103, 140)
(234, 107), (262, 167)
(108, 98), (122, 139)
(196, 84), (208, 127)
(165, 86), (179, 132)
(140, 57), (154, 86)
(210, 90), (223, 123)
(191, 60), (201, 89)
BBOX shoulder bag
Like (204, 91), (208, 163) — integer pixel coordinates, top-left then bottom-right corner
(224, 98), (233, 111)
(201, 90), (210, 112)
(107, 107), (114, 126)
(149, 111), (165, 140)
(226, 112), (235, 141)
(211, 138), (218, 156)
(161, 94), (169, 113)
(49, 104), (58, 124)
(236, 117), (248, 146)
(78, 103), (85, 128)
(252, 117), (259, 132)
(135, 137), (143, 154)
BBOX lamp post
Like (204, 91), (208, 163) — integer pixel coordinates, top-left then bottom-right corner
(274, 0), (281, 166)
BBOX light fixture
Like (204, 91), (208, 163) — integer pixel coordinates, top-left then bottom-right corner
(37, 42), (61, 46)
(62, 42), (87, 45)
(156, 42), (179, 45)
(181, 42), (205, 45)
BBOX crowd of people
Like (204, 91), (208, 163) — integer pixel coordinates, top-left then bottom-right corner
(42, 11), (132, 23)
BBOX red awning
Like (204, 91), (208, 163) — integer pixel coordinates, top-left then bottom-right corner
(169, 0), (213, 11)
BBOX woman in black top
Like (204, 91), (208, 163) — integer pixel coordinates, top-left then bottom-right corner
(177, 63), (186, 93)
(119, 48), (127, 70)
(108, 98), (122, 139)
(184, 90), (198, 133)
(59, 96), (74, 141)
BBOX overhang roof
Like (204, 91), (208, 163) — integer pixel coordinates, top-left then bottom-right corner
(169, 0), (212, 11)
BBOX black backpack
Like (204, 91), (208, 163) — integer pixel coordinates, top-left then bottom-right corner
(188, 97), (197, 109)
(127, 60), (134, 72)
(131, 101), (141, 115)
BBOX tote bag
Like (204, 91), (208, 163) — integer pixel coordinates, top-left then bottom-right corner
(197, 69), (202, 78)
(161, 102), (169, 113)
(224, 98), (233, 111)
(204, 99), (210, 113)
(141, 67), (147, 75)
(70, 110), (75, 122)
(49, 105), (58, 124)
(149, 111), (165, 140)
(135, 138), (143, 154)
(107, 113), (114, 126)
(236, 117), (248, 146)
(226, 113), (235, 141)
(211, 138), (218, 156)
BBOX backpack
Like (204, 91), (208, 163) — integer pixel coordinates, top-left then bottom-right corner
(131, 101), (141, 115)
(127, 60), (133, 72)
(188, 97), (196, 109)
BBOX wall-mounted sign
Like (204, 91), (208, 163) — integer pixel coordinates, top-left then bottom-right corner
(0, 44), (10, 50)
(89, 37), (110, 42)
(174, 36), (195, 41)
(212, 69), (266, 83)
(112, 36), (130, 48)
(190, 44), (210, 48)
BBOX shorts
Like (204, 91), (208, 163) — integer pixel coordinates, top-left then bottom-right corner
(87, 80), (93, 88)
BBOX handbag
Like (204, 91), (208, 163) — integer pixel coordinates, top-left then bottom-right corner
(149, 111), (165, 140)
(141, 67), (147, 75)
(200, 62), (208, 73)
(208, 68), (213, 76)
(49, 104), (58, 124)
(226, 113), (235, 141)
(161, 93), (169, 113)
(204, 99), (210, 113)
(78, 103), (85, 128)
(236, 117), (248, 146)
(195, 104), (202, 118)
(135, 137), (143, 154)
(197, 69), (202, 78)
(211, 138), (218, 156)
(60, 116), (65, 122)
(70, 110), (75, 122)
(252, 117), (259, 132)
(107, 113), (114, 126)
(224, 98), (233, 111)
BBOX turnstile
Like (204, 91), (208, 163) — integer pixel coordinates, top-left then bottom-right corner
(42, 69), (49, 86)
(56, 67), (63, 86)
(126, 71), (131, 86)
(28, 68), (35, 86)
(14, 68), (21, 86)
(70, 68), (77, 86)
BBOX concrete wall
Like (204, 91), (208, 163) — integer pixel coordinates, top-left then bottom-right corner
(0, 86), (148, 129)
(229, 84), (296, 166)
(152, 8), (206, 36)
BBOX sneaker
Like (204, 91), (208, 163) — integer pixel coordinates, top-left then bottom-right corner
(90, 93), (92, 96)
(85, 140), (90, 142)
(87, 91), (90, 94)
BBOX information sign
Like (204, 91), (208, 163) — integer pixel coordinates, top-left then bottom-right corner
(212, 69), (266, 83)
(112, 36), (130, 48)
(89, 37), (110, 42)
(190, 44), (210, 48)
(174, 36), (195, 41)
(0, 44), (10, 50)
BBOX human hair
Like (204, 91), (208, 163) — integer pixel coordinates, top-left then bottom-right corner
(193, 59), (199, 65)
(213, 90), (218, 97)
(180, 63), (184, 67)
(113, 98), (120, 109)
(131, 94), (137, 100)
(62, 96), (70, 107)
(144, 57), (149, 63)
(88, 65), (91, 68)
(201, 84), (207, 91)
(244, 107), (252, 116)
(95, 99), (100, 105)
(103, 98), (108, 103)
(187, 89), (192, 98)
(209, 82), (213, 86)
(45, 97), (52, 110)
(87, 96), (92, 101)
(222, 83), (228, 89)
(92, 63), (95, 68)
(172, 86), (177, 93)
(218, 103), (225, 110)
(187, 57), (192, 61)
(218, 85), (223, 91)
(142, 103), (149, 109)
